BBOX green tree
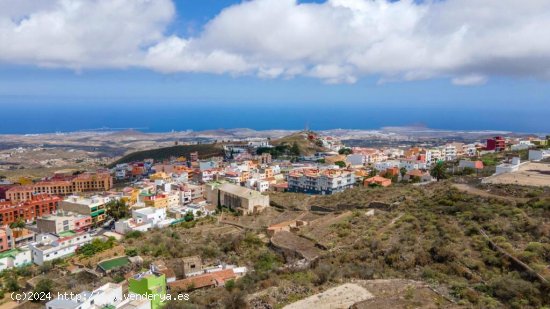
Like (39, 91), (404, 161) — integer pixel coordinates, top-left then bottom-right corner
(368, 168), (379, 177)
(338, 148), (353, 155)
(290, 142), (301, 156)
(106, 199), (130, 220)
(430, 161), (447, 181)
(4, 273), (20, 292)
(9, 218), (26, 229)
(334, 161), (347, 168)
(400, 167), (407, 178)
(32, 279), (53, 301)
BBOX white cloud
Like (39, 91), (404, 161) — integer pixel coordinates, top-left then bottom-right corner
(452, 74), (488, 86)
(1, 0), (550, 84)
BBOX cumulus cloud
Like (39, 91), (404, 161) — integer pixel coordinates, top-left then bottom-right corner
(1, 0), (549, 84)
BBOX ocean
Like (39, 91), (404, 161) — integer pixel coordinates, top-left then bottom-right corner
(0, 102), (548, 134)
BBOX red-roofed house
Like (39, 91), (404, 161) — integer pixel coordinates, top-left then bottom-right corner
(364, 176), (392, 187)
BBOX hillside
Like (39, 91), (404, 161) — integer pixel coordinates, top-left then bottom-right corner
(270, 131), (329, 156)
(109, 143), (224, 167)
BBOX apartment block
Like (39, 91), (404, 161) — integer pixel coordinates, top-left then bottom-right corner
(287, 168), (355, 195)
(60, 195), (111, 224)
(0, 194), (60, 225)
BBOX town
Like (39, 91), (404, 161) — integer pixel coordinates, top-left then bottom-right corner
(0, 130), (549, 308)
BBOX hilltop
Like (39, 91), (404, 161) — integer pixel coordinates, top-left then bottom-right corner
(270, 131), (329, 156)
(108, 143), (224, 167)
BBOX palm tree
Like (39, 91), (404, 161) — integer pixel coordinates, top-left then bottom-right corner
(430, 161), (447, 181)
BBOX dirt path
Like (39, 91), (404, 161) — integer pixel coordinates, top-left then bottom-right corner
(452, 183), (529, 203)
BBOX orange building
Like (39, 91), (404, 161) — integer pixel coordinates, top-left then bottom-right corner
(6, 172), (112, 202)
(364, 176), (392, 187)
(0, 194), (60, 225)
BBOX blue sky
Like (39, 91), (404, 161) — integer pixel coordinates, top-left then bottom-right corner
(0, 0), (549, 133)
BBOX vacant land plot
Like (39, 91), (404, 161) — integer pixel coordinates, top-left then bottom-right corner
(482, 162), (550, 187)
(283, 283), (374, 309)
(271, 231), (322, 261)
(98, 256), (131, 272)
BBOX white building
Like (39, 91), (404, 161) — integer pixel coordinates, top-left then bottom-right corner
(29, 232), (92, 265)
(246, 178), (270, 193)
(115, 207), (174, 235)
(374, 160), (400, 172)
(529, 149), (550, 161)
(495, 157), (521, 175)
(346, 154), (366, 166)
(463, 144), (478, 157)
(399, 159), (427, 171)
(0, 248), (32, 271)
(443, 144), (457, 161)
(45, 282), (150, 309)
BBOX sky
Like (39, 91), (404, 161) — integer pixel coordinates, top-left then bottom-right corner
(0, 0), (549, 133)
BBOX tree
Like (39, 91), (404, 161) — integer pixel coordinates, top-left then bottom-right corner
(334, 161), (347, 168)
(4, 273), (20, 292)
(290, 142), (301, 156)
(338, 148), (353, 155)
(9, 218), (26, 229)
(368, 168), (379, 177)
(400, 167), (407, 178)
(430, 161), (447, 181)
(106, 199), (130, 220)
(32, 279), (53, 301)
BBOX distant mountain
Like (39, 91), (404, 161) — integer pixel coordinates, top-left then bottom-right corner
(109, 144), (225, 167)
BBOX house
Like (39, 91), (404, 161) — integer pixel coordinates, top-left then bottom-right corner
(0, 248), (32, 271)
(152, 260), (176, 283)
(37, 213), (92, 235)
(346, 154), (366, 166)
(529, 149), (550, 161)
(458, 160), (484, 170)
(168, 269), (236, 292)
(45, 283), (132, 309)
(115, 207), (173, 235)
(364, 176), (391, 187)
(487, 136), (506, 151)
(403, 170), (433, 182)
(29, 231), (92, 265)
(181, 255), (203, 277)
(0, 226), (35, 251)
(495, 157), (521, 175)
(128, 270), (167, 309)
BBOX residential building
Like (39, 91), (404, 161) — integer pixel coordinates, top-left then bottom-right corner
(206, 183), (269, 215)
(287, 168), (355, 195)
(0, 194), (60, 225)
(168, 268), (237, 292)
(45, 283), (132, 309)
(60, 195), (111, 224)
(487, 136), (506, 151)
(364, 176), (392, 187)
(529, 149), (550, 161)
(6, 171), (113, 202)
(495, 157), (521, 175)
(128, 270), (167, 309)
(0, 248), (31, 271)
(346, 154), (366, 166)
(458, 160), (484, 170)
(37, 213), (92, 235)
(115, 207), (173, 234)
(29, 231), (92, 265)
